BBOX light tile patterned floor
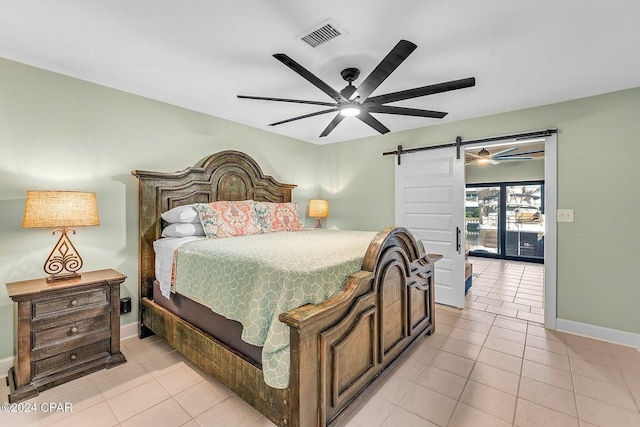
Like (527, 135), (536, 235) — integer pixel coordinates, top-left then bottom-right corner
(1, 335), (274, 427)
(342, 305), (640, 427)
(466, 257), (545, 323)
(3, 304), (640, 426)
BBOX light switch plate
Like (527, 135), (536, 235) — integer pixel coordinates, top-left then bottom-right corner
(557, 209), (574, 223)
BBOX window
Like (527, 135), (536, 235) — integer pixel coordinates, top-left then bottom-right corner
(465, 181), (544, 262)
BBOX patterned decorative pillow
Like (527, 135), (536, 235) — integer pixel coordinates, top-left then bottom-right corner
(195, 200), (261, 238)
(254, 202), (305, 232)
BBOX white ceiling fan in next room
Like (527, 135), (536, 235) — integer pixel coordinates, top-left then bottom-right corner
(465, 141), (545, 165)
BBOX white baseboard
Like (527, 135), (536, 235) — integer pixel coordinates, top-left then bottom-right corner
(556, 318), (640, 350)
(0, 356), (11, 381)
(120, 321), (139, 341)
(1, 322), (140, 379)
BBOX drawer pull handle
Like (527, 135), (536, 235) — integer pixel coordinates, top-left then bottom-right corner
(70, 299), (78, 306)
(70, 327), (78, 333)
(70, 354), (77, 361)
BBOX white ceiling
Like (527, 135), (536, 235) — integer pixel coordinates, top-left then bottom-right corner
(2, 1), (640, 145)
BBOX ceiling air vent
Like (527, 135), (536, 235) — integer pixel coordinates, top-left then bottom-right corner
(299, 19), (344, 48)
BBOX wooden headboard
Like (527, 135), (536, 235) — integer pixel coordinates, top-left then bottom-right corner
(131, 150), (296, 301)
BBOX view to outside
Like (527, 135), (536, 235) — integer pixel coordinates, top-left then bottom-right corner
(466, 184), (544, 259)
(505, 184), (544, 258)
(466, 186), (500, 254)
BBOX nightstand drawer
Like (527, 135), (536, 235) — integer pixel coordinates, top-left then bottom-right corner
(32, 313), (110, 349)
(33, 288), (109, 318)
(32, 340), (110, 380)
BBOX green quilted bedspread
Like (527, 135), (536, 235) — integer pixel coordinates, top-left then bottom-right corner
(171, 229), (377, 388)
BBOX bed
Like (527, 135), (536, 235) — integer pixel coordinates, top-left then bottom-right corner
(132, 150), (439, 426)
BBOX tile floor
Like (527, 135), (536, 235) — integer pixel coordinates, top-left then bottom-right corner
(3, 290), (640, 426)
(1, 335), (274, 427)
(466, 257), (545, 323)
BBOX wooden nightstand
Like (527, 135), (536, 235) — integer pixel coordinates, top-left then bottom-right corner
(5, 269), (127, 402)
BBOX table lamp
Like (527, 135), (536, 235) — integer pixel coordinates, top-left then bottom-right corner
(308, 199), (329, 229)
(22, 191), (100, 282)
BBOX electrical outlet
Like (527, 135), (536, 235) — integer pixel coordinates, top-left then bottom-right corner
(557, 209), (574, 223)
(120, 297), (132, 314)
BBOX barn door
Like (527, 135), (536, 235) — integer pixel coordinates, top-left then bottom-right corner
(395, 147), (466, 308)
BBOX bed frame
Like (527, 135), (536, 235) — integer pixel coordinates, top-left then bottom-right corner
(132, 150), (438, 426)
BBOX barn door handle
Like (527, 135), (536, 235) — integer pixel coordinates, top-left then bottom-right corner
(456, 226), (461, 254)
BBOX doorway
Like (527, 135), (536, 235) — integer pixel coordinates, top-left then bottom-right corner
(464, 136), (556, 327)
(395, 133), (557, 329)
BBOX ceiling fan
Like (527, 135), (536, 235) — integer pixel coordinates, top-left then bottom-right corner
(237, 40), (476, 137)
(466, 147), (544, 165)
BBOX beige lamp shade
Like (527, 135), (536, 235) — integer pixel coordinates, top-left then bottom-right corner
(308, 199), (329, 219)
(23, 191), (100, 228)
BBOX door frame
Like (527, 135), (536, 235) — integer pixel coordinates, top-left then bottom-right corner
(464, 134), (557, 329)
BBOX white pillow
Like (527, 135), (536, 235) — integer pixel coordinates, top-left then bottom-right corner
(161, 204), (199, 224)
(161, 223), (205, 238)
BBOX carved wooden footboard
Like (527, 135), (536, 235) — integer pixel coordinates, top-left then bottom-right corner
(281, 226), (438, 426)
(132, 151), (438, 426)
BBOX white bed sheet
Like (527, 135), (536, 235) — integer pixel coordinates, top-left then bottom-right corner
(153, 236), (203, 297)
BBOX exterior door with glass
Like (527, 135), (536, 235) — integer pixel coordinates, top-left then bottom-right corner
(465, 182), (544, 261)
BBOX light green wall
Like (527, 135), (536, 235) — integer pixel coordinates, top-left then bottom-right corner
(0, 58), (319, 359)
(2, 56), (639, 361)
(318, 88), (640, 335)
(466, 158), (545, 184)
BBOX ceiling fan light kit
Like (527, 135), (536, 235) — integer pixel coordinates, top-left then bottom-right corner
(476, 149), (492, 164)
(339, 104), (361, 117)
(478, 148), (490, 158)
(238, 40), (476, 137)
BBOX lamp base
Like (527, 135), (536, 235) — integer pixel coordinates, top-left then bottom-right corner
(314, 218), (323, 229)
(46, 272), (81, 283)
(44, 228), (84, 282)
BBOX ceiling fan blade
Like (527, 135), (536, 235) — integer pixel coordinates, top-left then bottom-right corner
(490, 147), (518, 158)
(493, 157), (535, 162)
(237, 95), (336, 107)
(357, 112), (390, 134)
(365, 77), (476, 106)
(498, 149), (545, 157)
(366, 105), (447, 118)
(354, 40), (417, 101)
(273, 54), (347, 103)
(268, 108), (338, 126)
(319, 114), (346, 137)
